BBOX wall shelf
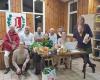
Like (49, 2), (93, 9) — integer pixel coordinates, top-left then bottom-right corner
(93, 39), (100, 41)
(93, 48), (100, 51)
(93, 6), (100, 61)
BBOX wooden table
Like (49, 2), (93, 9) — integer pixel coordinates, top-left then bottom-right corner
(41, 50), (86, 79)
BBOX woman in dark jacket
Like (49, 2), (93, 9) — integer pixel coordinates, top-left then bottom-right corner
(73, 16), (96, 73)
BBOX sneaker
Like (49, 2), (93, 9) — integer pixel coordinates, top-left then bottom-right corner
(4, 68), (10, 74)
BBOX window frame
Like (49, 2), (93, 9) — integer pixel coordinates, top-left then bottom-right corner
(0, 0), (10, 12)
(67, 0), (78, 36)
(21, 0), (33, 13)
(21, 0), (45, 33)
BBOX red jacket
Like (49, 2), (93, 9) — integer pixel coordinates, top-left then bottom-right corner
(2, 30), (20, 52)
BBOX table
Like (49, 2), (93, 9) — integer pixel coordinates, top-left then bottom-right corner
(41, 50), (86, 79)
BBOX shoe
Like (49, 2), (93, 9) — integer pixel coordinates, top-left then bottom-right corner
(4, 68), (10, 74)
(89, 64), (96, 67)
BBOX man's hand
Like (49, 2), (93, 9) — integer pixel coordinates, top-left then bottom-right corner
(22, 63), (26, 72)
(12, 44), (16, 50)
(16, 68), (21, 74)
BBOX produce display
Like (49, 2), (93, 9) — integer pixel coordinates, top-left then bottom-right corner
(30, 39), (68, 56)
(57, 48), (68, 55)
(30, 39), (54, 56)
(42, 39), (53, 49)
(42, 67), (54, 74)
(42, 67), (56, 80)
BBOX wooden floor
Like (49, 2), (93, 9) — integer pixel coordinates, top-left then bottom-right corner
(0, 58), (100, 80)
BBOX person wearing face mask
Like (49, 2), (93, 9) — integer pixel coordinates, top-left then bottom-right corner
(20, 26), (34, 48)
(2, 26), (20, 74)
(34, 27), (44, 42)
(73, 16), (96, 73)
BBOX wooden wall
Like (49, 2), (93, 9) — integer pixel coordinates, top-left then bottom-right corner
(45, 0), (67, 32)
(0, 0), (100, 39)
(78, 0), (89, 16)
(0, 0), (34, 39)
(0, 12), (6, 39)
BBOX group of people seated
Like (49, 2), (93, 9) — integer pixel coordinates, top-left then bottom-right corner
(1, 25), (65, 75)
(1, 16), (96, 77)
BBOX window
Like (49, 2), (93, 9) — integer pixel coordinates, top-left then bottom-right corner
(0, 0), (9, 11)
(22, 0), (45, 32)
(23, 0), (33, 12)
(35, 15), (43, 31)
(34, 0), (43, 13)
(68, 0), (77, 35)
(34, 0), (44, 32)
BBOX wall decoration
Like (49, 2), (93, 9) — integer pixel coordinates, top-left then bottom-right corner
(6, 12), (26, 34)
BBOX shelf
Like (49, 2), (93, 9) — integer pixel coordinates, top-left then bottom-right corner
(93, 57), (100, 61)
(93, 30), (100, 32)
(93, 39), (100, 41)
(95, 21), (100, 22)
(96, 13), (100, 14)
(93, 48), (100, 51)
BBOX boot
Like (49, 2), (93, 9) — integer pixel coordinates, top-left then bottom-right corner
(91, 64), (96, 73)
(89, 64), (96, 67)
(4, 68), (10, 74)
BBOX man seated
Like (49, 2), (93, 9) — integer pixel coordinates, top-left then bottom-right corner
(49, 28), (57, 45)
(34, 27), (44, 42)
(2, 26), (20, 74)
(20, 26), (34, 49)
(55, 32), (70, 68)
(12, 42), (30, 75)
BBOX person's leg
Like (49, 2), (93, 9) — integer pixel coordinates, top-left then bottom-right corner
(32, 52), (41, 75)
(4, 50), (10, 74)
(86, 54), (96, 73)
(81, 53), (88, 72)
(24, 63), (30, 72)
(82, 53), (96, 73)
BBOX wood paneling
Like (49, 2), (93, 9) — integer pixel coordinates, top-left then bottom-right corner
(88, 0), (96, 14)
(78, 0), (89, 17)
(45, 0), (67, 32)
(0, 12), (6, 39)
(0, 0), (100, 39)
(10, 0), (21, 12)
(0, 51), (5, 69)
(26, 13), (34, 32)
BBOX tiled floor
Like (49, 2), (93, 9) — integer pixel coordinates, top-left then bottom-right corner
(0, 58), (100, 80)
